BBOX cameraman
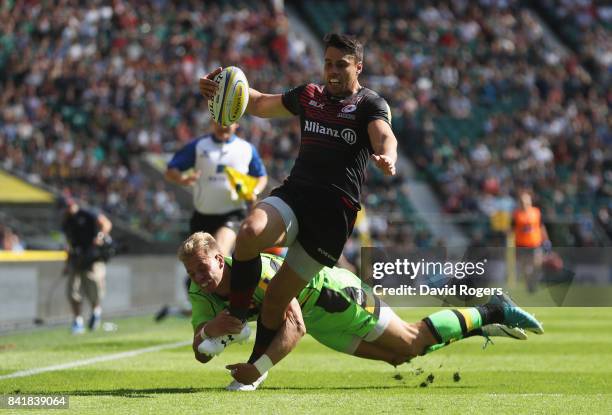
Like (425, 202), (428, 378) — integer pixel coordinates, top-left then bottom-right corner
(60, 197), (112, 334)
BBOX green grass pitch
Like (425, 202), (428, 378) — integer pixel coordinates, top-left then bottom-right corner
(1, 308), (611, 414)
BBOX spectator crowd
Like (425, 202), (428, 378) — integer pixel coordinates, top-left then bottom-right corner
(1, 0), (609, 250)
(0, 0), (319, 240)
(299, 0), (611, 246)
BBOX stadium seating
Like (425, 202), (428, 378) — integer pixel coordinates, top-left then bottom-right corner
(1, 0), (609, 252)
(0, 1), (319, 244)
(0, 0), (420, 261)
(296, 0), (611, 246)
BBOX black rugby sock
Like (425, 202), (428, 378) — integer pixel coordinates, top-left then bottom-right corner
(247, 317), (278, 364)
(229, 255), (262, 320)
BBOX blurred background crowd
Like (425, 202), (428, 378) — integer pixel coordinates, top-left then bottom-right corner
(296, 0), (610, 246)
(1, 0), (610, 260)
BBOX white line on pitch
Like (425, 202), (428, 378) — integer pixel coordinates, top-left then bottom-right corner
(0, 340), (191, 380)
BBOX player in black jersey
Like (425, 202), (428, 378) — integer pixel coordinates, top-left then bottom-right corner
(199, 33), (398, 379)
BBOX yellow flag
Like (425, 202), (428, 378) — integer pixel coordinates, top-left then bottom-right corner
(225, 166), (259, 201)
(355, 207), (372, 246)
(490, 210), (511, 232)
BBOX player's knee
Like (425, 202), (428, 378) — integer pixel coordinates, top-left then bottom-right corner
(238, 217), (266, 243)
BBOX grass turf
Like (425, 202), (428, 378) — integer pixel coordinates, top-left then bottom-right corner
(1, 308), (611, 414)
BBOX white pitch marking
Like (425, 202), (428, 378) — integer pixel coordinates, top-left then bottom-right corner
(0, 340), (191, 380)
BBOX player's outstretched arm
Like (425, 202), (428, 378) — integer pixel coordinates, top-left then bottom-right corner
(226, 299), (305, 384)
(368, 119), (397, 176)
(247, 88), (293, 119)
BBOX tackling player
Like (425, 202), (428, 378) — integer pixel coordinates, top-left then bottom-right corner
(179, 232), (542, 390)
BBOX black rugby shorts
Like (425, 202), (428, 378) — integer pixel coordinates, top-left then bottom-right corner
(270, 182), (359, 267)
(189, 209), (246, 235)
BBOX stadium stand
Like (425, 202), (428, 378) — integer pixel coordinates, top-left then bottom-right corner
(294, 0), (611, 246)
(0, 0), (609, 254)
(0, 0), (430, 262)
(533, 0), (611, 82)
(0, 1), (314, 242)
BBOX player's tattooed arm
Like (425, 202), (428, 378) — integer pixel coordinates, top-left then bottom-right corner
(368, 119), (397, 176)
(247, 89), (293, 118)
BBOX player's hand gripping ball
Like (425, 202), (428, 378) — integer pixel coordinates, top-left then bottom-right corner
(208, 66), (249, 126)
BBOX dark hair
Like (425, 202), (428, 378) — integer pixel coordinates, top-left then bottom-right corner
(323, 33), (363, 62)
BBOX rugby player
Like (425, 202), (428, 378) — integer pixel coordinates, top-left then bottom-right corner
(179, 232), (541, 390)
(199, 33), (400, 368)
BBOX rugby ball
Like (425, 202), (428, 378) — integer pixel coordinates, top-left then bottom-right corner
(208, 66), (249, 126)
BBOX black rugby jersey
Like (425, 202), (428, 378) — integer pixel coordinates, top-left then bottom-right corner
(281, 83), (391, 203)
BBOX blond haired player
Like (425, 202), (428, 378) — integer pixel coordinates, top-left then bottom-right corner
(178, 232), (540, 390)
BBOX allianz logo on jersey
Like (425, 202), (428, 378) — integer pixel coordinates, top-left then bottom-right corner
(304, 120), (357, 145)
